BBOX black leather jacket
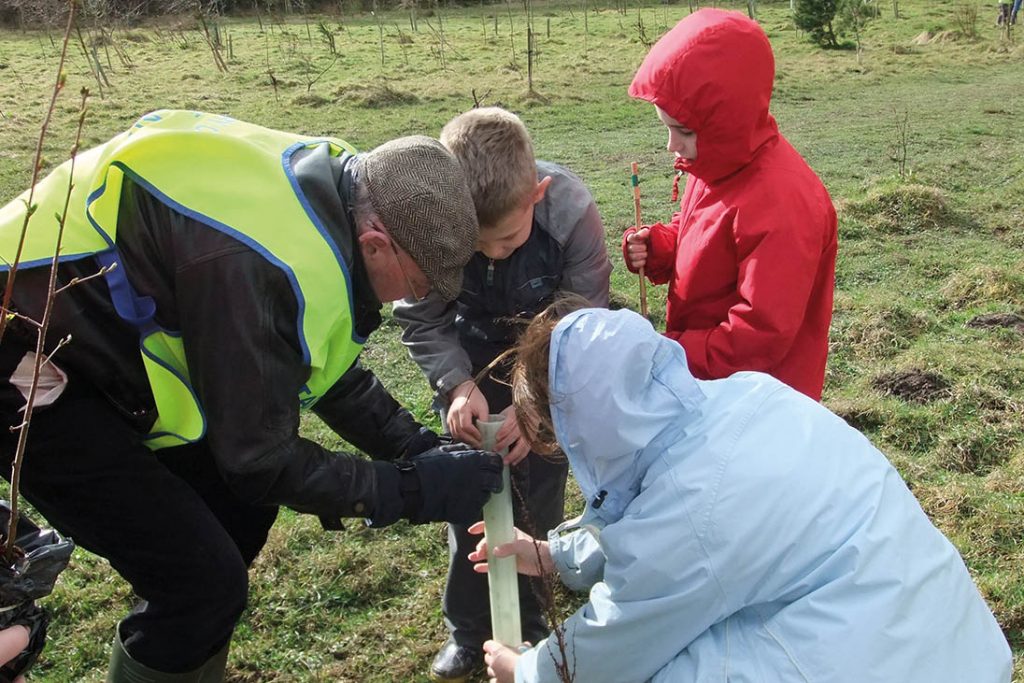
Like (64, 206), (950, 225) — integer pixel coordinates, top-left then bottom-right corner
(0, 147), (426, 523)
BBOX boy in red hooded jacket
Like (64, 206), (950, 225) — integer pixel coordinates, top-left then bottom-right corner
(623, 8), (837, 400)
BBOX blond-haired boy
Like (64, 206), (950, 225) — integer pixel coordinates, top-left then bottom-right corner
(394, 107), (612, 681)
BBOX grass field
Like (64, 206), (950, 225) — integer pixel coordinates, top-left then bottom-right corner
(1, 0), (1022, 680)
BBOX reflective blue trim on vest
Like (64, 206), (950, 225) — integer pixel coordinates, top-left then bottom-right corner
(85, 181), (119, 250)
(96, 249), (158, 335)
(281, 142), (366, 345)
(0, 252), (96, 273)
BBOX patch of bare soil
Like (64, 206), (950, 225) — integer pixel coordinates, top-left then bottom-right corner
(830, 402), (885, 432)
(967, 312), (1024, 333)
(873, 370), (951, 403)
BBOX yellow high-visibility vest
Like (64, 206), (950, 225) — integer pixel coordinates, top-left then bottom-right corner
(0, 110), (364, 449)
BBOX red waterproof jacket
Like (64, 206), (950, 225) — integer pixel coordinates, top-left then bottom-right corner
(625, 9), (837, 400)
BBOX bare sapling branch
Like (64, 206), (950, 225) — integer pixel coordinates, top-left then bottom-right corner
(38, 335), (72, 369)
(0, 2), (77, 347)
(3, 312), (43, 331)
(52, 261), (116, 296)
(198, 12), (229, 72)
(5, 84), (91, 565)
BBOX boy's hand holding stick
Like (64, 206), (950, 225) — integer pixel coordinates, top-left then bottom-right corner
(630, 162), (649, 318)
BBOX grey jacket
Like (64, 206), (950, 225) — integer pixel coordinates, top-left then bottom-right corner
(393, 161), (611, 400)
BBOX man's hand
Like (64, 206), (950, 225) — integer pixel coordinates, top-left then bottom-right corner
(447, 380), (488, 446)
(622, 226), (650, 272)
(406, 448), (503, 524)
(401, 425), (441, 459)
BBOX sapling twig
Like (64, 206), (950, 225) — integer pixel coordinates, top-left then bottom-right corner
(38, 335), (72, 369)
(198, 12), (229, 72)
(5, 73), (90, 567)
(74, 25), (106, 94)
(0, 1), (77, 347)
(53, 261), (116, 296)
(3, 312), (42, 330)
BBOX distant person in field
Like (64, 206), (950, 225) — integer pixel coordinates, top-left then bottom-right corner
(623, 9), (838, 400)
(0, 110), (505, 682)
(393, 107), (611, 681)
(472, 300), (1012, 683)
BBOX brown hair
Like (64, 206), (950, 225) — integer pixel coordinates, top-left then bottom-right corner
(508, 294), (591, 458)
(440, 107), (537, 228)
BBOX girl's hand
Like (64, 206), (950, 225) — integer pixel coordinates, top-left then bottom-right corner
(483, 640), (523, 683)
(624, 226), (650, 270)
(495, 406), (530, 465)
(467, 522), (553, 577)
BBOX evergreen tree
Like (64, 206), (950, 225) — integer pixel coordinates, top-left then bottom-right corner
(794, 0), (840, 47)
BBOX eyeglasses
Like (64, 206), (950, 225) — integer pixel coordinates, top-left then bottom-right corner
(389, 240), (429, 302)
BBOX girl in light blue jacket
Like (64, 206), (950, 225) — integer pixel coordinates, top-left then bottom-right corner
(471, 305), (1011, 683)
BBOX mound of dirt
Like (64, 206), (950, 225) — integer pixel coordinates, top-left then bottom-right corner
(873, 369), (951, 404)
(336, 83), (419, 108)
(843, 183), (953, 234)
(912, 29), (965, 45)
(932, 30), (967, 43)
(291, 93), (330, 108)
(940, 264), (1024, 309)
(966, 312), (1024, 333)
(837, 304), (932, 359)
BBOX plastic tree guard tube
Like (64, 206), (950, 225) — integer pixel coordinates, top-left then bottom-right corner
(477, 414), (522, 648)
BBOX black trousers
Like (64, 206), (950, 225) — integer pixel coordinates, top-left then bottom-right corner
(0, 378), (278, 673)
(441, 370), (568, 649)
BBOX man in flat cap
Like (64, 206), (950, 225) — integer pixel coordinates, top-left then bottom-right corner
(0, 110), (501, 682)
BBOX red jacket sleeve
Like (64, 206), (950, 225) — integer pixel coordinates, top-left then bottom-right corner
(621, 216), (679, 285)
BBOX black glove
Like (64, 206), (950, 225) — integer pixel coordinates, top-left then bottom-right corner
(369, 448), (503, 527)
(400, 426), (441, 459)
(409, 448), (504, 524)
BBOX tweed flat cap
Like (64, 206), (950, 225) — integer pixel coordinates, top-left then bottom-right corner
(362, 136), (478, 301)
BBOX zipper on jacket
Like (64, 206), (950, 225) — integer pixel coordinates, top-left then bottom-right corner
(486, 259), (495, 286)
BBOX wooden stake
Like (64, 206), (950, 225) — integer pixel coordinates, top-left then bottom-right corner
(631, 162), (649, 318)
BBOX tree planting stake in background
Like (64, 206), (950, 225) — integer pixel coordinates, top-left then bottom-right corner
(630, 162), (649, 318)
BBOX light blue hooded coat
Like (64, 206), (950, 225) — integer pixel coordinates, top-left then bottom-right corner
(516, 308), (1011, 683)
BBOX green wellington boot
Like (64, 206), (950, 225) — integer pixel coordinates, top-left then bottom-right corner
(106, 631), (229, 683)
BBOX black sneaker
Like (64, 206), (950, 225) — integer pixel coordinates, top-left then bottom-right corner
(428, 637), (483, 682)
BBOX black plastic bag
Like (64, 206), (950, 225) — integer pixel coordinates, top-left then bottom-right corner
(0, 501), (73, 682)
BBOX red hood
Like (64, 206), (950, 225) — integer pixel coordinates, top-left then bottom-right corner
(629, 9), (779, 183)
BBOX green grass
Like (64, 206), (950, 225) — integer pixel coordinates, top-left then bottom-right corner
(1, 0), (1022, 679)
